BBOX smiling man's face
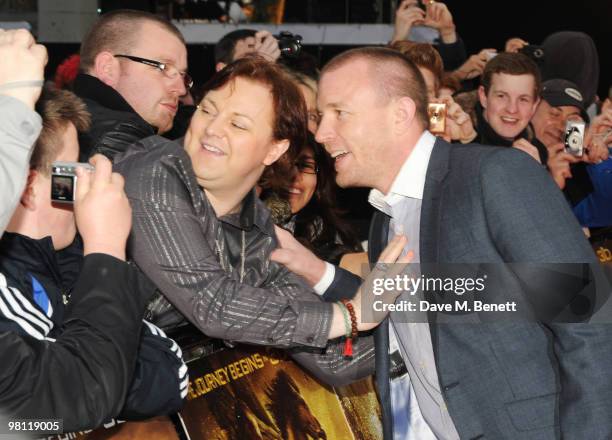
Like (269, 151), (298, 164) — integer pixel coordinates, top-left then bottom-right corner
(479, 73), (539, 140)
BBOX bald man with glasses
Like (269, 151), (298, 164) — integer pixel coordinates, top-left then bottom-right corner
(74, 9), (191, 161)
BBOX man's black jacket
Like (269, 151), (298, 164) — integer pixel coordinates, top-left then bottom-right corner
(0, 234), (187, 431)
(73, 73), (156, 161)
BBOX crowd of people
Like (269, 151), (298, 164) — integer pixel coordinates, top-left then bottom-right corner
(1, 1), (611, 439)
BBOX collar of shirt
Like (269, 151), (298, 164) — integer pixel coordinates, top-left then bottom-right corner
(368, 131), (436, 216)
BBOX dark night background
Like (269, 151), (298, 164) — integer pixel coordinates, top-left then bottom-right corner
(43, 0), (611, 97)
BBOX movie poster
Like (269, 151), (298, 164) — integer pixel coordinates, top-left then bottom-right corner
(179, 345), (382, 440)
(45, 340), (382, 440)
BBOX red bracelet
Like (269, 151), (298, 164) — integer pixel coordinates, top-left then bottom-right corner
(341, 299), (358, 358)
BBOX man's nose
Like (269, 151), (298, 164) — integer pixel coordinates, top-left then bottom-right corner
(506, 99), (519, 113)
(315, 115), (334, 146)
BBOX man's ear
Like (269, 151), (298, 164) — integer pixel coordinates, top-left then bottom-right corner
(263, 139), (290, 166)
(394, 97), (418, 134)
(20, 170), (38, 211)
(93, 51), (121, 87)
(478, 85), (488, 109)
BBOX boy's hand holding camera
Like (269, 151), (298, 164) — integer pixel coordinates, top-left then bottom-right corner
(0, 28), (47, 109)
(429, 96), (477, 144)
(74, 154), (131, 261)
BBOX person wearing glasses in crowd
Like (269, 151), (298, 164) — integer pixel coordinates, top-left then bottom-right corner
(281, 133), (363, 266)
(74, 9), (192, 161)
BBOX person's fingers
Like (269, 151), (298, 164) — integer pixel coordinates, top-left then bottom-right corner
(398, 250), (415, 264)
(378, 235), (408, 263)
(11, 28), (35, 48)
(75, 165), (92, 202)
(453, 110), (469, 126)
(0, 29), (11, 45)
(31, 43), (48, 67)
(89, 154), (112, 189)
(407, 9), (425, 20)
(110, 171), (125, 190)
(446, 101), (461, 117)
(399, 0), (416, 11)
(273, 225), (297, 249)
(270, 248), (290, 264)
(558, 152), (582, 164)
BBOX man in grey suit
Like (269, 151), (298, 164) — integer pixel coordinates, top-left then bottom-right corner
(272, 46), (612, 439)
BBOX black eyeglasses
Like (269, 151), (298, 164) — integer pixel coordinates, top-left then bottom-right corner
(114, 54), (193, 89)
(295, 159), (318, 175)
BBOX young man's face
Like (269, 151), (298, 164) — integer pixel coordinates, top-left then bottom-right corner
(530, 100), (582, 148)
(479, 73), (539, 140)
(113, 21), (188, 134)
(316, 60), (396, 191)
(184, 77), (288, 198)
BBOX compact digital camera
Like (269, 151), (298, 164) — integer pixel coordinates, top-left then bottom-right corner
(564, 120), (586, 157)
(274, 31), (302, 58)
(51, 161), (94, 203)
(428, 103), (447, 135)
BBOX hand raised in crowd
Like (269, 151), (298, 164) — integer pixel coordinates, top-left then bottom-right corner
(546, 143), (582, 189)
(584, 99), (612, 163)
(423, 1), (457, 43)
(75, 154), (132, 261)
(271, 225), (327, 286)
(513, 138), (542, 164)
(453, 48), (497, 80)
(504, 37), (529, 53)
(352, 234), (414, 333)
(435, 95), (477, 144)
(253, 30), (281, 63)
(0, 28), (47, 109)
(391, 0), (425, 42)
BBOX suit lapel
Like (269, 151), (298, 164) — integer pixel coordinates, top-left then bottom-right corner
(419, 138), (451, 380)
(419, 138), (451, 265)
(368, 210), (391, 262)
(368, 210), (393, 439)
(369, 140), (451, 439)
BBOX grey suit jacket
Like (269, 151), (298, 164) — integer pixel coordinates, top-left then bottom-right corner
(334, 138), (612, 440)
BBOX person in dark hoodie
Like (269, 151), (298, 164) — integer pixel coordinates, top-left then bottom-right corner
(74, 9), (191, 161)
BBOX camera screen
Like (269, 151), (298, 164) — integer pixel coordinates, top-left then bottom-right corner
(51, 175), (74, 202)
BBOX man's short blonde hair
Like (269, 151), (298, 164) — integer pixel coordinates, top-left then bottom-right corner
(32, 87), (90, 176)
(79, 9), (185, 73)
(321, 46), (429, 128)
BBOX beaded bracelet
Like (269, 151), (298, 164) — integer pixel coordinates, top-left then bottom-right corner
(337, 301), (352, 340)
(340, 299), (358, 358)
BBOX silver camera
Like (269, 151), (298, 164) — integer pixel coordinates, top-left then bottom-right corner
(51, 161), (94, 203)
(564, 120), (586, 157)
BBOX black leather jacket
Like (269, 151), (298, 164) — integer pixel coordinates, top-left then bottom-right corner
(73, 74), (156, 162)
